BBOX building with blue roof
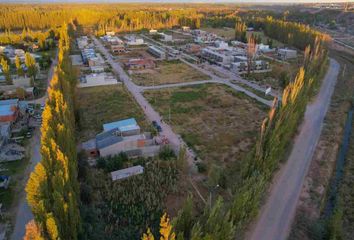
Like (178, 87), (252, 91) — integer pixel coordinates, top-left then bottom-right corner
(102, 118), (140, 136)
(0, 99), (19, 123)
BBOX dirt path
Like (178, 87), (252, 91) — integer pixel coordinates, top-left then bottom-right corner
(248, 58), (340, 240)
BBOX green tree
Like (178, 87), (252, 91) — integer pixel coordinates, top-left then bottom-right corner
(1, 58), (12, 84)
(25, 52), (38, 86)
(15, 55), (24, 76)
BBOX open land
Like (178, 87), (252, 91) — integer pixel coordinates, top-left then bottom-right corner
(144, 83), (267, 169)
(130, 60), (211, 86)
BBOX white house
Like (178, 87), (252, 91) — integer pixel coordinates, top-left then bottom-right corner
(78, 73), (118, 88)
(278, 48), (297, 60)
(111, 165), (144, 181)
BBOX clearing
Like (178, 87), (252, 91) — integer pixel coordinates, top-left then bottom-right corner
(75, 85), (148, 141)
(144, 83), (267, 169)
(130, 60), (210, 86)
(201, 27), (235, 40)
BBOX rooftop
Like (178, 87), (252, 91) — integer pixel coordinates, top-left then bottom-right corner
(103, 118), (139, 132)
(111, 165), (144, 181)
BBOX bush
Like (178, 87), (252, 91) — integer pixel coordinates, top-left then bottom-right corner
(159, 146), (176, 161)
(196, 162), (207, 173)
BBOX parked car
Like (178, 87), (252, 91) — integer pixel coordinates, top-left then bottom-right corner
(152, 121), (162, 132)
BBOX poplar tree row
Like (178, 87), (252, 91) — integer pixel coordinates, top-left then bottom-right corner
(25, 24), (80, 240)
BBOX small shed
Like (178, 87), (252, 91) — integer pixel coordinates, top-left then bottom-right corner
(111, 165), (144, 181)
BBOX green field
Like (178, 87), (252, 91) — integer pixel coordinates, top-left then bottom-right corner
(76, 85), (148, 141)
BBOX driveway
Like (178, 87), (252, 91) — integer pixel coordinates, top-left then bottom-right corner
(248, 58), (340, 240)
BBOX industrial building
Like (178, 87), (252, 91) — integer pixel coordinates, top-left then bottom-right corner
(158, 33), (173, 42)
(278, 48), (297, 60)
(231, 60), (270, 73)
(147, 46), (166, 59)
(82, 118), (163, 158)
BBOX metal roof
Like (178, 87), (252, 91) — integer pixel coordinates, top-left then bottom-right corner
(96, 128), (124, 149)
(103, 118), (140, 133)
(111, 165), (144, 181)
(0, 99), (18, 116)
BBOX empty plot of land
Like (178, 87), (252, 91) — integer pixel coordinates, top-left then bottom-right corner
(201, 27), (235, 39)
(144, 84), (266, 167)
(76, 85), (147, 141)
(130, 60), (211, 86)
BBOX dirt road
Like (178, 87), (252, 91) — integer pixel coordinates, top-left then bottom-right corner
(248, 58), (340, 240)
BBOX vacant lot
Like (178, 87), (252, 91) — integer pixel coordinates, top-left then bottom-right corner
(131, 60), (210, 86)
(201, 27), (235, 39)
(76, 85), (147, 141)
(144, 84), (266, 168)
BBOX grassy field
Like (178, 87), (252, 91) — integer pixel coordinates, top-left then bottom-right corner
(130, 60), (210, 86)
(75, 85), (148, 141)
(144, 83), (266, 169)
(246, 31), (284, 48)
(201, 27), (235, 39)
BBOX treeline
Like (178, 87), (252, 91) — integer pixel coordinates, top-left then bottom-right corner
(25, 24), (80, 239)
(0, 28), (56, 47)
(252, 17), (331, 50)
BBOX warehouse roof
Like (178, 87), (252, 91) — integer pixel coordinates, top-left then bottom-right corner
(96, 128), (123, 149)
(0, 99), (18, 116)
(103, 118), (140, 133)
(111, 165), (144, 181)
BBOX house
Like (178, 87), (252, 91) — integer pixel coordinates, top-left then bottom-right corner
(214, 40), (229, 49)
(0, 99), (19, 123)
(124, 35), (144, 46)
(181, 26), (191, 32)
(147, 46), (166, 59)
(124, 58), (155, 70)
(78, 73), (118, 88)
(278, 48), (297, 60)
(158, 33), (173, 42)
(90, 65), (105, 73)
(0, 123), (11, 146)
(149, 29), (158, 35)
(77, 36), (89, 50)
(111, 44), (125, 54)
(231, 60), (270, 73)
(111, 165), (144, 181)
(256, 43), (270, 52)
(201, 47), (233, 65)
(184, 44), (201, 54)
(106, 31), (115, 36)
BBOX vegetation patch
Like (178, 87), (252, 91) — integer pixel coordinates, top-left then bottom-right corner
(144, 83), (266, 170)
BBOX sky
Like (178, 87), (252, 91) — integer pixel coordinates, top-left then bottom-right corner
(3, 0), (351, 3)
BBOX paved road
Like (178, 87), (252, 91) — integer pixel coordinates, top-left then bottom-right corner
(248, 58), (340, 240)
(93, 37), (200, 173)
(10, 52), (58, 240)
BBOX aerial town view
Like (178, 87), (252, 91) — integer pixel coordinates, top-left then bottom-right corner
(0, 0), (353, 240)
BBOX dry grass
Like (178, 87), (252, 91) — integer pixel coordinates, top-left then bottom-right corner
(144, 83), (266, 168)
(75, 85), (148, 141)
(131, 60), (210, 86)
(201, 27), (235, 39)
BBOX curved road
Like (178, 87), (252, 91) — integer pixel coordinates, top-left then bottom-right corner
(248, 58), (340, 240)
